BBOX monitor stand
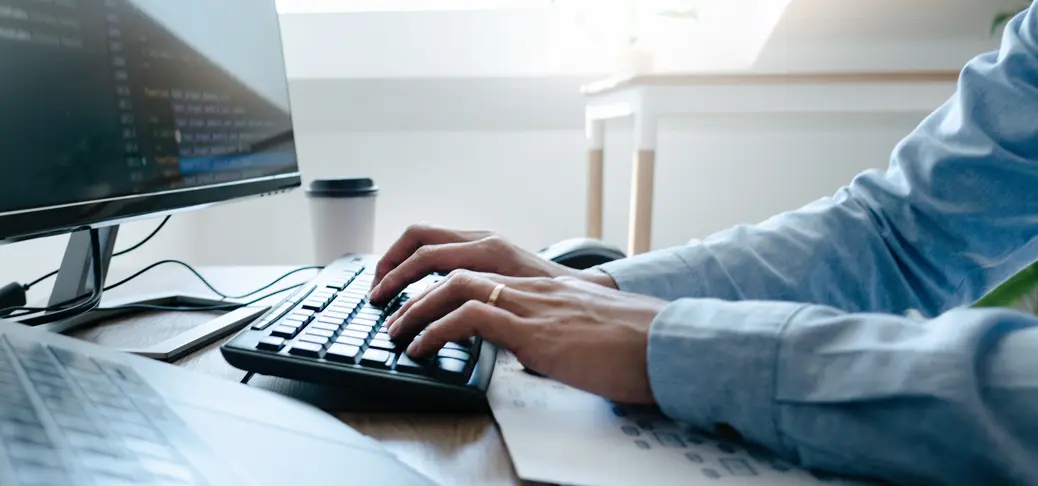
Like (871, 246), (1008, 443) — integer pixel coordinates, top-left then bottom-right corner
(37, 226), (268, 362)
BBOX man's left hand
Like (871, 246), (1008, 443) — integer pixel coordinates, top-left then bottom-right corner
(385, 270), (668, 404)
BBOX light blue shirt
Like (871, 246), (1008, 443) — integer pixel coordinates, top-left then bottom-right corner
(598, 6), (1038, 485)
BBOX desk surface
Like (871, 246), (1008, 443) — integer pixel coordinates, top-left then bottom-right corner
(70, 264), (541, 486)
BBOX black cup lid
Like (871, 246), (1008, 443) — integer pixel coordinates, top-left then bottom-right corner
(306, 178), (379, 198)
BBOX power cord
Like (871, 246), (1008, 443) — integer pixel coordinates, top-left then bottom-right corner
(1, 261), (321, 319)
(19, 216), (171, 293)
(103, 282), (306, 313)
(9, 229), (106, 326)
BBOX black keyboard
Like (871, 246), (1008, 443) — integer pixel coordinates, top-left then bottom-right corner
(0, 336), (215, 486)
(221, 257), (497, 412)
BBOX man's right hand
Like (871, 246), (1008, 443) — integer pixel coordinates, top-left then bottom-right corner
(368, 225), (616, 303)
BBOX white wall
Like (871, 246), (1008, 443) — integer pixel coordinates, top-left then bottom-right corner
(176, 110), (924, 266)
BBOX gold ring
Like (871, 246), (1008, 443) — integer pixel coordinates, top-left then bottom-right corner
(486, 283), (506, 307)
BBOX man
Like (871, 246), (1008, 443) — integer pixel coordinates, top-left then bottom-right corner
(369, 5), (1038, 485)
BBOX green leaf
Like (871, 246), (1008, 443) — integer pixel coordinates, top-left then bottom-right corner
(973, 261), (1038, 311)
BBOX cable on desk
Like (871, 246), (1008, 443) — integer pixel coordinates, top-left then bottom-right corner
(2, 259), (321, 320)
(21, 216), (171, 293)
(7, 230), (106, 326)
(102, 282), (305, 312)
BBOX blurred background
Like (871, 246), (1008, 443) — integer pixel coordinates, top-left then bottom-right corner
(0, 0), (1030, 298)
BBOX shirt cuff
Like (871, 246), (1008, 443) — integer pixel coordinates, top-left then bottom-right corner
(596, 247), (708, 301)
(647, 298), (805, 455)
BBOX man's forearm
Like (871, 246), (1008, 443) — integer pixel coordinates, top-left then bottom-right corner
(600, 4), (1038, 316)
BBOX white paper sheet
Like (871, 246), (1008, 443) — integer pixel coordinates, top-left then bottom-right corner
(487, 351), (873, 486)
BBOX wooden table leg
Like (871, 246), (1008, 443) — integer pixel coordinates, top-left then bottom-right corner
(586, 120), (605, 239)
(627, 116), (657, 255)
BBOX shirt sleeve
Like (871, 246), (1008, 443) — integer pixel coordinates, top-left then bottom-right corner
(648, 298), (1038, 485)
(597, 4), (1038, 318)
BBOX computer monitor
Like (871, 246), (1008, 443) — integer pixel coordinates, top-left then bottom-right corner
(0, 0), (300, 356)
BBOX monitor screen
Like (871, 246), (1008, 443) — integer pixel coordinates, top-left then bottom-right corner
(0, 0), (298, 239)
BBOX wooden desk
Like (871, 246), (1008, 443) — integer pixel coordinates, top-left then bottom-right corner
(68, 264), (541, 486)
(581, 70), (959, 255)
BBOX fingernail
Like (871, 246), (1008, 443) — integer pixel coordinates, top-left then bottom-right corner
(406, 339), (421, 356)
(367, 285), (379, 300)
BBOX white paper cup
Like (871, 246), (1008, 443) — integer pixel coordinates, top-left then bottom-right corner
(306, 178), (378, 264)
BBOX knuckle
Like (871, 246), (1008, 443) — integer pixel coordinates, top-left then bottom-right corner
(530, 277), (558, 292)
(480, 235), (510, 252)
(458, 300), (484, 315)
(412, 245), (436, 262)
(405, 223), (431, 236)
(446, 268), (473, 285)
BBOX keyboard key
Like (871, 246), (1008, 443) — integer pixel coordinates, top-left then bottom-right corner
(356, 311), (383, 322)
(436, 357), (467, 380)
(288, 343), (323, 358)
(321, 311), (350, 321)
(360, 349), (393, 369)
(301, 299), (327, 311)
(341, 330), (370, 341)
(325, 344), (361, 363)
(309, 322), (340, 332)
(290, 308), (315, 319)
(251, 317), (276, 331)
(334, 336), (366, 347)
(1, 421), (51, 446)
(13, 462), (73, 486)
(437, 348), (470, 362)
(256, 337), (285, 352)
(341, 262), (365, 274)
(298, 334), (330, 346)
(304, 329), (335, 339)
(350, 317), (378, 328)
(442, 342), (468, 352)
(326, 304), (356, 315)
(281, 316), (309, 329)
(8, 442), (64, 469)
(344, 324), (374, 334)
(269, 326), (299, 339)
(317, 315), (346, 326)
(394, 354), (427, 375)
(368, 339), (398, 351)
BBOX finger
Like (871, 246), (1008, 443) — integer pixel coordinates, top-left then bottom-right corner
(373, 224), (463, 287)
(406, 301), (527, 357)
(388, 271), (517, 339)
(383, 273), (448, 330)
(370, 240), (483, 303)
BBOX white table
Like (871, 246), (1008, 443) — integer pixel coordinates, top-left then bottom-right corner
(582, 70), (959, 255)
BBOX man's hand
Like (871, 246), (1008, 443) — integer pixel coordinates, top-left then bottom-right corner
(385, 270), (666, 404)
(369, 225), (617, 303)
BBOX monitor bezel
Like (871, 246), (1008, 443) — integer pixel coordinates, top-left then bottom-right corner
(0, 172), (301, 245)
